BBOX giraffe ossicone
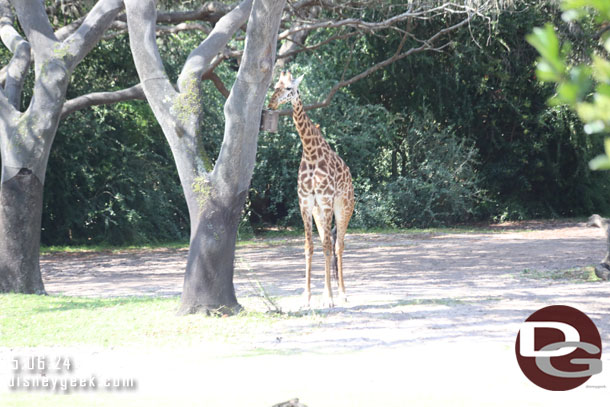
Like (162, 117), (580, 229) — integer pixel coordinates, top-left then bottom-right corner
(268, 70), (355, 308)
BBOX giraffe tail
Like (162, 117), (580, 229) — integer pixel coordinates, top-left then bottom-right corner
(331, 226), (338, 281)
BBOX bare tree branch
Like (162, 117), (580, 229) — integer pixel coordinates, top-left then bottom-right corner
(178, 0), (252, 92)
(10, 0), (58, 62)
(60, 71), (230, 119)
(0, 0), (30, 109)
(55, 14), (87, 41)
(277, 14), (473, 116)
(203, 71), (230, 98)
(63, 0), (125, 71)
(117, 1), (237, 25)
(102, 20), (213, 41)
(277, 30), (357, 60)
(61, 83), (145, 120)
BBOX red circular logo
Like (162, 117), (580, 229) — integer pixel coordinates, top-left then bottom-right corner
(515, 305), (602, 391)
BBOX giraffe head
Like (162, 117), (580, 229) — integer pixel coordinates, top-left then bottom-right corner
(268, 71), (304, 110)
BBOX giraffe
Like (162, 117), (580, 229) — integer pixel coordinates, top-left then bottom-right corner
(268, 71), (354, 307)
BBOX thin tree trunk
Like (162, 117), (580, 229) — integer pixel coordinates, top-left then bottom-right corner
(0, 168), (45, 293)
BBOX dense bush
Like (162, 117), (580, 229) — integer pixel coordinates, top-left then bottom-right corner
(354, 111), (484, 228)
(346, 1), (610, 221)
(42, 102), (189, 245)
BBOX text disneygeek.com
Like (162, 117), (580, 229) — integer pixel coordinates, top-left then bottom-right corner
(8, 356), (137, 393)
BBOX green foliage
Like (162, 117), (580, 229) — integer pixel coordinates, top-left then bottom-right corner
(346, 110), (484, 228)
(527, 0), (610, 170)
(41, 37), (190, 245)
(43, 102), (189, 245)
(358, 112), (484, 228)
(347, 1), (610, 220)
(248, 1), (610, 229)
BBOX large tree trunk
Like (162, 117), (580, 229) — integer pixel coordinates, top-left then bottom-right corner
(0, 168), (45, 293)
(179, 190), (248, 315)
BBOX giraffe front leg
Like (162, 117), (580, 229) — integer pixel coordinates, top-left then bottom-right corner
(300, 202), (314, 309)
(303, 230), (313, 308)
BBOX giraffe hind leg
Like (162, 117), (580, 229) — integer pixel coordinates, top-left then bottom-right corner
(314, 197), (335, 308)
(314, 205), (337, 283)
(331, 226), (338, 281)
(312, 203), (325, 245)
(334, 197), (353, 303)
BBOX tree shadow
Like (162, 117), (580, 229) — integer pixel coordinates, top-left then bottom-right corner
(31, 295), (178, 313)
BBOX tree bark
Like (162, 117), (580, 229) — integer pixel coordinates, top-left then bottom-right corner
(0, 168), (45, 293)
(180, 189), (247, 315)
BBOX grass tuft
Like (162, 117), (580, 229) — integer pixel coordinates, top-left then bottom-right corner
(520, 266), (601, 282)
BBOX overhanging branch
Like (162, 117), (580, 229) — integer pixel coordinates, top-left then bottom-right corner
(61, 83), (145, 120)
(277, 14), (473, 116)
(178, 0), (252, 92)
(60, 71), (230, 119)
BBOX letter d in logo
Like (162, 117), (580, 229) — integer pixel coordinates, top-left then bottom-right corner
(519, 322), (580, 357)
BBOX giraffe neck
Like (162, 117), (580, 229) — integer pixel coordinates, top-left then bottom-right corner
(292, 95), (327, 160)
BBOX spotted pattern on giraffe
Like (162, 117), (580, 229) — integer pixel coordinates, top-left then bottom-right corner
(268, 70), (354, 308)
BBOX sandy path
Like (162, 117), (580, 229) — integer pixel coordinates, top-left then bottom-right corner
(40, 222), (610, 349)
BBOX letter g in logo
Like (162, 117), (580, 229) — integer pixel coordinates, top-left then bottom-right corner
(515, 305), (603, 391)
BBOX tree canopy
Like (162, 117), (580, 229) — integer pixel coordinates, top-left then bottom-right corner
(1, 0), (608, 249)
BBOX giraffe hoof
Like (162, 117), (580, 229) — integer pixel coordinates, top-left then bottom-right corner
(338, 293), (348, 304)
(301, 292), (312, 309)
(322, 293), (334, 308)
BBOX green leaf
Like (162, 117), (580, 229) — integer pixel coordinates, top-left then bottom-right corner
(535, 60), (561, 82)
(528, 24), (559, 55)
(556, 82), (579, 104)
(589, 153), (610, 170)
(526, 24), (566, 77)
(598, 83), (610, 97)
(592, 55), (610, 83)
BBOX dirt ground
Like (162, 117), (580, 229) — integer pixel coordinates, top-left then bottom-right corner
(40, 220), (610, 343)
(5, 221), (610, 406)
